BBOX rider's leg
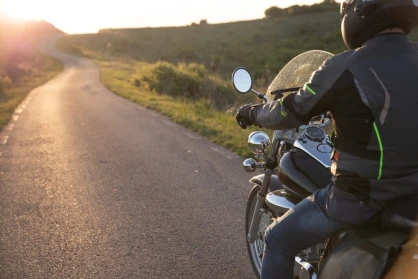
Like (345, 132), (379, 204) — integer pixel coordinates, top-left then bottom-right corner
(260, 183), (377, 279)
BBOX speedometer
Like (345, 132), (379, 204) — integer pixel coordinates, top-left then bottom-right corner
(304, 126), (325, 142)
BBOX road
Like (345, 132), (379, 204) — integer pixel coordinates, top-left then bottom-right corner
(0, 36), (255, 279)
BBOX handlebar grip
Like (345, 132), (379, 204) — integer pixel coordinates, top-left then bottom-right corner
(238, 119), (248, 129)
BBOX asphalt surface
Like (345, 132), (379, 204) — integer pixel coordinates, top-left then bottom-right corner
(0, 36), (256, 279)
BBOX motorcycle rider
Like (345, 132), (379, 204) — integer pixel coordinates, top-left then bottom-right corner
(236, 1), (418, 278)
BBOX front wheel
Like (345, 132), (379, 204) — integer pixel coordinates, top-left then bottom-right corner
(245, 185), (275, 278)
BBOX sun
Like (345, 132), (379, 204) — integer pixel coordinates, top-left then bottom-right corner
(1, 0), (46, 20)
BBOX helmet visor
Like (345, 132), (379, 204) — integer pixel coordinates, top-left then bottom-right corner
(340, 0), (356, 19)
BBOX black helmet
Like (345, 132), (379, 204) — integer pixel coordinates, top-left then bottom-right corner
(341, 0), (418, 49)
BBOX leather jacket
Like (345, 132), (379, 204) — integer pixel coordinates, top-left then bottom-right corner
(251, 34), (418, 208)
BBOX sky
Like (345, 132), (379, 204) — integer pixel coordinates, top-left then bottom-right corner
(0, 0), (328, 34)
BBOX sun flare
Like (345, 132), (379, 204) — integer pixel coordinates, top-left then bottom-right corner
(0, 0), (327, 34)
(1, 1), (46, 20)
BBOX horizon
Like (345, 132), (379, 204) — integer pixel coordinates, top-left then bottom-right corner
(0, 0), (335, 34)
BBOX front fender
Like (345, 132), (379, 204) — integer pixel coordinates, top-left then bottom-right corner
(249, 174), (283, 192)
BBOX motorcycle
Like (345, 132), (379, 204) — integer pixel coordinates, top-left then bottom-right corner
(232, 50), (418, 279)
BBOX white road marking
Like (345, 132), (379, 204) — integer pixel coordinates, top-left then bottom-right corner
(22, 104), (26, 109)
(183, 131), (201, 140)
(162, 120), (177, 127)
(15, 108), (23, 114)
(149, 111), (160, 117)
(1, 136), (9, 145)
(211, 147), (239, 159)
(12, 115), (19, 121)
(7, 124), (14, 131)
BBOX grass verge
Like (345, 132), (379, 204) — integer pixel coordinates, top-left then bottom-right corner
(0, 53), (63, 130)
(97, 59), (264, 157)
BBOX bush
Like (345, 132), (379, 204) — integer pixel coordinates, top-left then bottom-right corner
(0, 71), (12, 89)
(138, 61), (241, 110)
(133, 78), (141, 87)
(141, 62), (202, 99)
(265, 1), (339, 18)
(5, 63), (28, 82)
(265, 7), (286, 18)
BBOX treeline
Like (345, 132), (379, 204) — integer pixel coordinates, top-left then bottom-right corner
(265, 0), (339, 18)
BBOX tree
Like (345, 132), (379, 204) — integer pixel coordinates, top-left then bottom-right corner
(264, 6), (284, 18)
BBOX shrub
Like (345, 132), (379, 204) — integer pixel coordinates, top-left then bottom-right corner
(265, 1), (338, 18)
(142, 61), (202, 98)
(133, 78), (141, 87)
(183, 63), (207, 78)
(138, 61), (243, 110)
(0, 71), (12, 89)
(5, 63), (27, 82)
(265, 7), (285, 18)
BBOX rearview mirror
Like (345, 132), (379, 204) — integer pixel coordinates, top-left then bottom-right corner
(232, 68), (253, 94)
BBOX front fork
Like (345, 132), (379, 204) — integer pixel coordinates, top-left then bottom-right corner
(247, 168), (274, 243)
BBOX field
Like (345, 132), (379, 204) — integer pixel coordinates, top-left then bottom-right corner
(57, 11), (348, 79)
(56, 7), (418, 156)
(0, 20), (64, 130)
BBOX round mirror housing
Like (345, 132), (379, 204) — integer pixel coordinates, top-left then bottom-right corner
(232, 68), (253, 94)
(248, 131), (270, 154)
(243, 158), (257, 172)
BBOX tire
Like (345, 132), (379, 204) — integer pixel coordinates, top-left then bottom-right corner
(245, 185), (274, 279)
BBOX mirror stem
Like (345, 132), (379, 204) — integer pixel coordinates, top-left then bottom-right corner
(251, 89), (267, 103)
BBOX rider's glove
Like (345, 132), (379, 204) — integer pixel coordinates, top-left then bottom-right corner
(236, 104), (260, 129)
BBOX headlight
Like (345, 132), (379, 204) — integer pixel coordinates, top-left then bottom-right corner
(248, 131), (270, 154)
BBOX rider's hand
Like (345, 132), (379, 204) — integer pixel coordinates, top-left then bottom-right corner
(236, 104), (259, 129)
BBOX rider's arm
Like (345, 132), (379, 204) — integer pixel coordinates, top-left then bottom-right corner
(251, 53), (351, 130)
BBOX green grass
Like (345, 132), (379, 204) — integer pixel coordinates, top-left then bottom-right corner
(57, 11), (418, 157)
(97, 60), (263, 156)
(0, 53), (63, 130)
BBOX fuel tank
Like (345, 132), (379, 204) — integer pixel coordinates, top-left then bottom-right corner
(278, 149), (332, 197)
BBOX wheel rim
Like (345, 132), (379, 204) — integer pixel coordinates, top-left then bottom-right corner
(247, 199), (272, 275)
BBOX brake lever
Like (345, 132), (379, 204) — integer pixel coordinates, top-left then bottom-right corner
(270, 90), (284, 101)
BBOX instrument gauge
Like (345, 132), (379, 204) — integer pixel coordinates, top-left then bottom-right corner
(317, 144), (332, 153)
(304, 127), (326, 142)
